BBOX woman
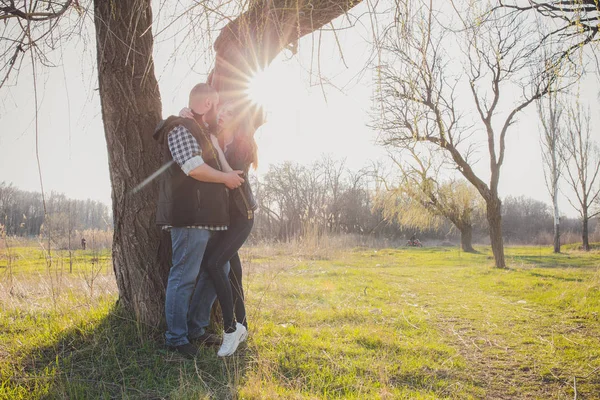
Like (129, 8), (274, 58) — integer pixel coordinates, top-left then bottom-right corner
(183, 102), (258, 357)
(210, 101), (258, 331)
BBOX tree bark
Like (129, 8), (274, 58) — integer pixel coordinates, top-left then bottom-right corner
(582, 209), (590, 251)
(552, 184), (561, 253)
(553, 221), (561, 253)
(93, 0), (170, 328)
(459, 224), (475, 253)
(486, 198), (506, 268)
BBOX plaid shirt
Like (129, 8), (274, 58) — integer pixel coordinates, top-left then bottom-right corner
(168, 125), (205, 175)
(164, 123), (227, 231)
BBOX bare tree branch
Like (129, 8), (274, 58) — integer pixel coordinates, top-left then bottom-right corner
(561, 103), (600, 250)
(496, 0), (600, 61)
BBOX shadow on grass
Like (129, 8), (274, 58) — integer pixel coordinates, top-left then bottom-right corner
(528, 271), (584, 282)
(508, 253), (600, 270)
(4, 305), (250, 399)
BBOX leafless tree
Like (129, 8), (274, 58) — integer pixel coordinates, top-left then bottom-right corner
(318, 156), (347, 233)
(561, 104), (600, 251)
(256, 162), (322, 240)
(252, 158), (387, 241)
(0, 182), (16, 220)
(502, 195), (553, 244)
(374, 0), (557, 268)
(0, 183), (109, 236)
(537, 89), (564, 252)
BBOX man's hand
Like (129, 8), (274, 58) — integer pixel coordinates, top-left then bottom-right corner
(188, 164), (243, 187)
(222, 171), (244, 189)
(179, 107), (194, 119)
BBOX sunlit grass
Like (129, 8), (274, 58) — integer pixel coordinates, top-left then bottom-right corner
(0, 243), (599, 398)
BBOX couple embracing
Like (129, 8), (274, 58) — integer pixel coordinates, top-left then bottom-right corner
(153, 82), (258, 358)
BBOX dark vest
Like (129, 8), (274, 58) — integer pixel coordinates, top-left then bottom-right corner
(153, 116), (229, 227)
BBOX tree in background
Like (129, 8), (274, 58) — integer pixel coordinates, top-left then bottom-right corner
(501, 0), (600, 249)
(257, 162), (321, 241)
(376, 147), (484, 253)
(561, 105), (600, 251)
(253, 157), (383, 242)
(537, 89), (564, 252)
(502, 196), (553, 244)
(0, 183), (110, 236)
(0, 183), (44, 236)
(374, 0), (558, 267)
(319, 156), (348, 235)
(0, 183), (17, 231)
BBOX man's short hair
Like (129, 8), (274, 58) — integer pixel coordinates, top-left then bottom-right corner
(189, 83), (217, 105)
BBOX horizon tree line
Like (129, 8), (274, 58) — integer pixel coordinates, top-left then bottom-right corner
(2, 164), (597, 248)
(0, 182), (112, 236)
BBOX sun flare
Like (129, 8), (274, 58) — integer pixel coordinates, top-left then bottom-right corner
(246, 69), (273, 108)
(244, 63), (305, 113)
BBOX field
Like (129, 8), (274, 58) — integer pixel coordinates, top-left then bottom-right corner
(1, 242), (599, 399)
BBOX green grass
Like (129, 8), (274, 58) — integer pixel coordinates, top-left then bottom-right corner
(1, 244), (599, 399)
(0, 246), (111, 274)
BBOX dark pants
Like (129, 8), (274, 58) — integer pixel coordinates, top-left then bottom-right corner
(229, 251), (247, 328)
(189, 205), (253, 332)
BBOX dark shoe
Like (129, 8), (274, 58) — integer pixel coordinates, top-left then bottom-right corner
(190, 332), (221, 347)
(167, 342), (198, 359)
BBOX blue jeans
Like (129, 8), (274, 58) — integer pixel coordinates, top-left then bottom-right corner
(187, 260), (230, 339)
(165, 228), (216, 346)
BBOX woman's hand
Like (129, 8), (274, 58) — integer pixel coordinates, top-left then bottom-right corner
(179, 107), (194, 119)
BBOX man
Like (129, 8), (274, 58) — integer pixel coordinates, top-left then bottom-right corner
(153, 83), (244, 358)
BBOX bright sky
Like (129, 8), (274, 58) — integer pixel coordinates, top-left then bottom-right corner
(0, 1), (598, 218)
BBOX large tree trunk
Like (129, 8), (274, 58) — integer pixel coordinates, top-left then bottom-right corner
(93, 0), (170, 327)
(459, 224), (475, 253)
(486, 198), (506, 268)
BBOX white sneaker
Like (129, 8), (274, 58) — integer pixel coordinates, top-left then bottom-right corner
(237, 322), (248, 343)
(217, 324), (247, 357)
